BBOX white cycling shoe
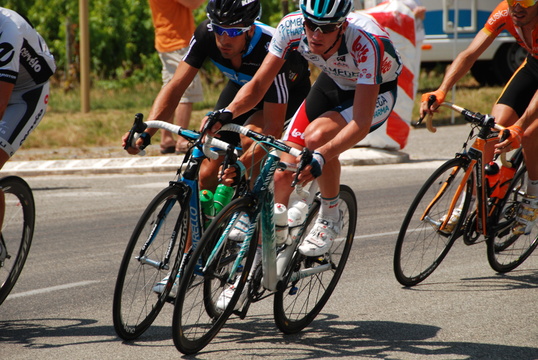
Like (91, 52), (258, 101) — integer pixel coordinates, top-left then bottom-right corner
(229, 212), (250, 241)
(152, 273), (180, 298)
(298, 213), (342, 257)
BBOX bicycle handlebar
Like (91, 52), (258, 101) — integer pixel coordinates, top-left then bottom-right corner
(418, 96), (512, 167)
(126, 116), (304, 162)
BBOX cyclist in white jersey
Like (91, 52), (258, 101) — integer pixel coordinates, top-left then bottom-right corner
(212, 0), (402, 256)
(0, 8), (55, 230)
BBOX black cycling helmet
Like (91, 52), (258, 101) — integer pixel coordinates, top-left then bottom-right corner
(206, 0), (261, 27)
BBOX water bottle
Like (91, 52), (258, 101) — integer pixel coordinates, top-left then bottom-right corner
(213, 184), (234, 214)
(485, 161), (500, 196)
(492, 164), (517, 198)
(274, 203), (288, 245)
(200, 189), (214, 229)
(287, 200), (308, 245)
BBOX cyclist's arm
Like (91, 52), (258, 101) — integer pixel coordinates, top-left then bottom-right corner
(225, 53), (286, 118)
(0, 81), (14, 120)
(421, 30), (496, 115)
(146, 61), (199, 136)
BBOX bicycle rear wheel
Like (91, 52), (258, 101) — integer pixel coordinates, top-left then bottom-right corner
(487, 166), (538, 273)
(0, 176), (35, 305)
(394, 158), (472, 286)
(172, 196), (258, 355)
(273, 184), (357, 334)
(113, 184), (188, 340)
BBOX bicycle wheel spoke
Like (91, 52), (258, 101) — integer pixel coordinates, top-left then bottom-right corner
(394, 159), (470, 286)
(274, 185), (357, 334)
(488, 168), (538, 272)
(113, 186), (186, 340)
(172, 197), (257, 355)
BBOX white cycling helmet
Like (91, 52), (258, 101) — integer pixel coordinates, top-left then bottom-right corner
(300, 0), (353, 24)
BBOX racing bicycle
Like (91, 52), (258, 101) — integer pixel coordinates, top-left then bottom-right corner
(171, 123), (357, 355)
(112, 114), (243, 339)
(394, 98), (536, 287)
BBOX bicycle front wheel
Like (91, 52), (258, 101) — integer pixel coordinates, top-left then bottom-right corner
(0, 176), (35, 305)
(113, 185), (188, 340)
(487, 166), (538, 273)
(394, 158), (472, 286)
(274, 184), (357, 334)
(172, 196), (258, 355)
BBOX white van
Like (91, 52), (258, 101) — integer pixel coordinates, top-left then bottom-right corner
(420, 0), (525, 85)
(361, 0), (526, 85)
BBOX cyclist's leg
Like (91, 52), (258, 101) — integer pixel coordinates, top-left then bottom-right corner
(493, 57), (538, 232)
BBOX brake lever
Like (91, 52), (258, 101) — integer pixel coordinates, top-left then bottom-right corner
(219, 147), (237, 182)
(291, 148), (312, 187)
(415, 95), (437, 127)
(124, 113), (147, 150)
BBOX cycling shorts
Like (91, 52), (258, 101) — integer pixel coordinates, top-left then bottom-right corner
(0, 82), (50, 157)
(282, 72), (397, 147)
(496, 54), (538, 117)
(215, 78), (310, 146)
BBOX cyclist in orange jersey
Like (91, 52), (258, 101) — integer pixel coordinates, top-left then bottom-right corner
(421, 0), (538, 236)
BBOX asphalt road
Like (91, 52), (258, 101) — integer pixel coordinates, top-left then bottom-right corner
(1, 134), (537, 359)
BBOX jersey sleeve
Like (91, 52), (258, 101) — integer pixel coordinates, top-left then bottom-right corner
(482, 1), (509, 37)
(182, 20), (212, 69)
(0, 20), (22, 84)
(351, 31), (396, 85)
(269, 13), (303, 60)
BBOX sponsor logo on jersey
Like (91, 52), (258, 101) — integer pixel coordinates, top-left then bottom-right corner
(0, 41), (15, 67)
(488, 9), (509, 26)
(291, 128), (305, 140)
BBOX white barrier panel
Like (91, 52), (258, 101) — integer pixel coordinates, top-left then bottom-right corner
(357, 0), (418, 150)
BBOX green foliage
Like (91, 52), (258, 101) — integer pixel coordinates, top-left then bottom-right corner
(3, 0), (293, 84)
(3, 0), (156, 81)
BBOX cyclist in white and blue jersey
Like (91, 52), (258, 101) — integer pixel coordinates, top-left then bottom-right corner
(212, 0), (402, 257)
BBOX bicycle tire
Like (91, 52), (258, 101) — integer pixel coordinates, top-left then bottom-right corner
(172, 196), (258, 355)
(273, 184), (357, 334)
(394, 158), (473, 286)
(0, 176), (35, 305)
(113, 184), (188, 340)
(487, 165), (538, 273)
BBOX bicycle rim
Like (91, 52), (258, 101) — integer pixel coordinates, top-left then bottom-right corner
(394, 158), (472, 286)
(0, 176), (35, 305)
(113, 185), (187, 340)
(172, 197), (257, 355)
(487, 166), (538, 273)
(274, 185), (357, 334)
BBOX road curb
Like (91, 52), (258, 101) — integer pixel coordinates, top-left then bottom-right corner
(1, 147), (410, 177)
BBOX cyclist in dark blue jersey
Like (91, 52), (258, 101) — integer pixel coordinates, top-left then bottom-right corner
(123, 0), (310, 191)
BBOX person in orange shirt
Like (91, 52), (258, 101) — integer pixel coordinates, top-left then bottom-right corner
(421, 0), (538, 236)
(148, 0), (205, 154)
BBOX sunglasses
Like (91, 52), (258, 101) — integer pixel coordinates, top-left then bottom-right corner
(507, 0), (538, 8)
(211, 23), (251, 37)
(303, 18), (343, 34)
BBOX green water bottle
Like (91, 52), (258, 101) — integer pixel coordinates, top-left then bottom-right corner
(200, 189), (214, 229)
(213, 184), (234, 214)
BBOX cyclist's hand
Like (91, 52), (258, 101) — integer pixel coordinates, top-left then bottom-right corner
(122, 131), (150, 155)
(219, 160), (246, 187)
(297, 150), (324, 186)
(419, 90), (445, 118)
(202, 108), (233, 136)
(494, 125), (523, 154)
